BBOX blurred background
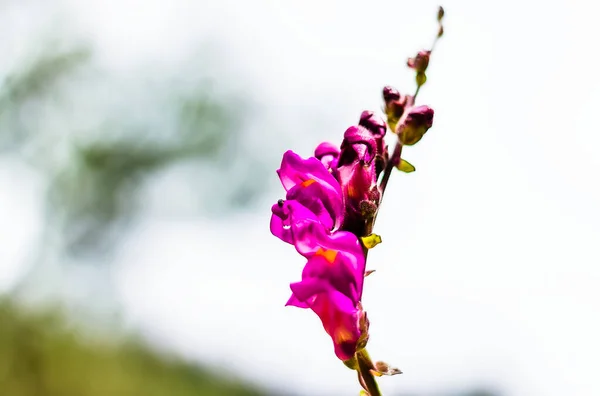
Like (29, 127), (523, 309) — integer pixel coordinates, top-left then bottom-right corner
(1, 0), (599, 395)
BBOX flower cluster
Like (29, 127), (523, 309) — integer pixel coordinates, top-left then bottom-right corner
(269, 7), (444, 396)
(270, 108), (392, 360)
(269, 145), (369, 361)
(270, 100), (434, 360)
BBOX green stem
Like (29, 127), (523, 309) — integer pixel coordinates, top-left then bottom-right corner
(356, 349), (381, 396)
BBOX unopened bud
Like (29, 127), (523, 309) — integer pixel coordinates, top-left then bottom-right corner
(407, 50), (431, 73)
(359, 110), (387, 137)
(437, 6), (445, 21)
(397, 105), (434, 145)
(314, 142), (339, 159)
(382, 86), (401, 102)
(382, 86), (408, 132)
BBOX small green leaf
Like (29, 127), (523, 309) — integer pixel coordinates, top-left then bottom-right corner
(361, 234), (382, 249)
(397, 159), (416, 173)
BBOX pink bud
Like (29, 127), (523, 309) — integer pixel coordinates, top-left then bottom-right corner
(407, 50), (431, 73)
(397, 105), (434, 145)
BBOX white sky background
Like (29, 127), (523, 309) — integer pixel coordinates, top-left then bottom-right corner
(1, 0), (600, 395)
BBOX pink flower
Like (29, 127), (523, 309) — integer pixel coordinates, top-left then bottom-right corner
(270, 150), (366, 360)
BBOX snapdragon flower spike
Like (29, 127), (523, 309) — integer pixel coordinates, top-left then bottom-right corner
(270, 7), (444, 396)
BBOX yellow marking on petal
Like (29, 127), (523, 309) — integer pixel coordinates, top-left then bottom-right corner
(301, 179), (316, 188)
(361, 234), (382, 249)
(315, 247), (338, 264)
(347, 185), (359, 199)
(334, 326), (355, 344)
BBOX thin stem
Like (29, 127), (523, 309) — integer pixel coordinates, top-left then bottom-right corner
(357, 349), (381, 396)
(377, 69), (423, 205)
(413, 84), (422, 102)
(355, 8), (444, 394)
(379, 143), (403, 200)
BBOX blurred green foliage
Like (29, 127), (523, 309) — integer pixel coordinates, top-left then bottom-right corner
(0, 41), (264, 258)
(0, 298), (266, 396)
(0, 46), (92, 150)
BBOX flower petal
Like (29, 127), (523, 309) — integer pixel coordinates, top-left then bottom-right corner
(277, 151), (343, 227)
(286, 181), (336, 231)
(299, 250), (362, 304)
(270, 202), (294, 244)
(311, 290), (361, 361)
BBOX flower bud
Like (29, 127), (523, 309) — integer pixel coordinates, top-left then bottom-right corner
(382, 86), (400, 102)
(397, 105), (434, 145)
(437, 6), (445, 21)
(315, 142), (340, 159)
(359, 110), (386, 137)
(314, 142), (340, 172)
(407, 50), (431, 74)
(358, 111), (387, 175)
(382, 86), (408, 132)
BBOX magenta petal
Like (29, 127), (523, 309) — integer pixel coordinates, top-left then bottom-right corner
(314, 142), (340, 159)
(285, 294), (310, 308)
(338, 126), (378, 165)
(301, 253), (361, 304)
(277, 150), (340, 193)
(286, 182), (335, 231)
(289, 277), (332, 302)
(359, 110), (386, 137)
(276, 151), (343, 227)
(310, 290), (361, 361)
(286, 286), (360, 360)
(292, 218), (364, 261)
(288, 221), (365, 301)
(270, 203), (293, 244)
(270, 200), (319, 244)
(337, 160), (376, 209)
